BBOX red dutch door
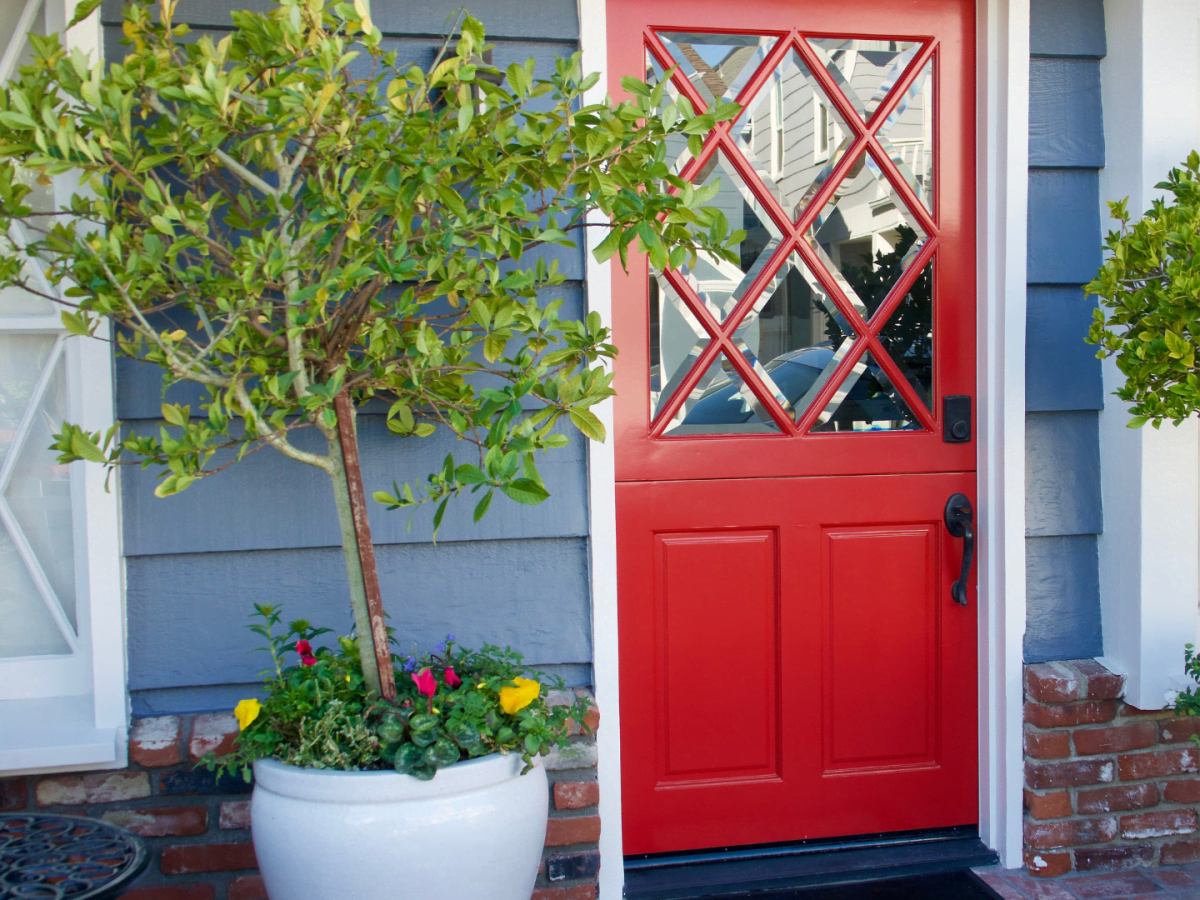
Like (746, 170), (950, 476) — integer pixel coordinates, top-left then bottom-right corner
(610, 0), (978, 855)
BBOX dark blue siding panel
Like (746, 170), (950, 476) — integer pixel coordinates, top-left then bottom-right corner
(1026, 411), (1102, 537)
(1030, 59), (1104, 168)
(101, 0), (580, 40)
(1030, 0), (1106, 58)
(126, 537), (593, 691)
(1025, 534), (1103, 662)
(1028, 169), (1102, 284)
(1026, 286), (1104, 412)
(120, 416), (588, 556)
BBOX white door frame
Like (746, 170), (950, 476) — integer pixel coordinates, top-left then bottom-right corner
(578, 0), (1030, 892)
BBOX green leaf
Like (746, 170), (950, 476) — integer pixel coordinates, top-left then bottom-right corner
(483, 332), (506, 363)
(593, 228), (622, 264)
(68, 0), (103, 27)
(500, 478), (549, 505)
(69, 431), (107, 463)
(473, 489), (493, 522)
(568, 408), (606, 442)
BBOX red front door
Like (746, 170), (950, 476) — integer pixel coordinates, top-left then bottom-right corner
(611, 0), (978, 855)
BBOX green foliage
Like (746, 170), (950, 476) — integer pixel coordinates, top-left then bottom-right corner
(1174, 643), (1200, 717)
(0, 0), (741, 692)
(208, 605), (591, 779)
(1087, 151), (1200, 427)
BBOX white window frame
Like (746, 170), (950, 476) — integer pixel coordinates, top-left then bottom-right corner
(0, 0), (126, 775)
(578, 0), (1030, 886)
(1095, 0), (1200, 712)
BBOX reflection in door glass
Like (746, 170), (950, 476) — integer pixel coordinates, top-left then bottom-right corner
(735, 48), (855, 222)
(651, 252), (860, 435)
(876, 259), (933, 412)
(806, 151), (927, 321)
(655, 32), (776, 108)
(805, 37), (921, 122)
(811, 350), (920, 432)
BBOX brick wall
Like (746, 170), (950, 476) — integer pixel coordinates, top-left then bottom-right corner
(0, 692), (601, 900)
(1024, 659), (1200, 876)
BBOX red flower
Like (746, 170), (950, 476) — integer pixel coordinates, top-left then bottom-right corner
(444, 667), (462, 688)
(300, 654), (316, 667)
(296, 639), (312, 655)
(412, 668), (437, 697)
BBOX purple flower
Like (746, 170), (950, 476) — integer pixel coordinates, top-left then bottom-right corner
(435, 642), (446, 653)
(446, 634), (456, 642)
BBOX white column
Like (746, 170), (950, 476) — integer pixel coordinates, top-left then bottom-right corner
(1097, 0), (1200, 711)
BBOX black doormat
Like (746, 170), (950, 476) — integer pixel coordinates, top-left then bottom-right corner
(695, 870), (1003, 900)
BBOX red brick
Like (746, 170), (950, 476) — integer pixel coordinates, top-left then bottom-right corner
(1121, 808), (1198, 839)
(1076, 782), (1158, 814)
(1164, 779), (1200, 803)
(532, 887), (597, 900)
(554, 781), (600, 810)
(228, 875), (268, 900)
(119, 888), (215, 900)
(1025, 789), (1072, 820)
(1161, 839), (1200, 865)
(220, 800), (252, 829)
(972, 874), (1026, 900)
(1073, 660), (1125, 701)
(1025, 701), (1118, 729)
(102, 806), (207, 837)
(545, 816), (602, 847)
(1074, 722), (1158, 756)
(1025, 663), (1082, 703)
(129, 716), (183, 767)
(37, 772), (150, 806)
(1024, 848), (1072, 877)
(1074, 844), (1155, 871)
(1005, 871), (1077, 898)
(1025, 758), (1115, 790)
(1152, 868), (1199, 887)
(581, 707), (600, 735)
(1159, 717), (1200, 744)
(0, 778), (27, 811)
(1025, 730), (1071, 760)
(1118, 747), (1200, 781)
(1024, 816), (1116, 850)
(188, 713), (240, 761)
(160, 842), (257, 874)
(1060, 871), (1160, 897)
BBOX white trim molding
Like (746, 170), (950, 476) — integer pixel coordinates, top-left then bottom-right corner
(1096, 0), (1200, 713)
(579, 0), (1032, 886)
(0, 0), (127, 775)
(976, 0), (1029, 869)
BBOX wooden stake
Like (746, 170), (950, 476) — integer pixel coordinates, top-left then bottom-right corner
(333, 390), (397, 700)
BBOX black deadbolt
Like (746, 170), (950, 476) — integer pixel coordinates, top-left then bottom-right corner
(943, 395), (971, 443)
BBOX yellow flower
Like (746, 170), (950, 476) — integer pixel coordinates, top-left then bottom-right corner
(498, 677), (540, 715)
(234, 698), (262, 731)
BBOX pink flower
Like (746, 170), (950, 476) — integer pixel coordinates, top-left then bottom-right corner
(300, 654), (316, 667)
(412, 668), (437, 697)
(444, 667), (462, 688)
(296, 639), (312, 656)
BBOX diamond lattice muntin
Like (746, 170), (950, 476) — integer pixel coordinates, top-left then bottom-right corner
(648, 29), (934, 435)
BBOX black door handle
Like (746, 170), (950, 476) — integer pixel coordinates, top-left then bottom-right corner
(944, 493), (974, 606)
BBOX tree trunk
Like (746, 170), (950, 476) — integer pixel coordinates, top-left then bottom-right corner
(327, 392), (397, 699)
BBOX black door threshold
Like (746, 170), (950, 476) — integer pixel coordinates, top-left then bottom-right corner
(623, 827), (1000, 900)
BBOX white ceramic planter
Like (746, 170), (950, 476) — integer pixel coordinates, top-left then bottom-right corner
(251, 753), (548, 900)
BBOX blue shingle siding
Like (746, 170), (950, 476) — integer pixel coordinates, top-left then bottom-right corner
(1024, 0), (1106, 662)
(106, 0), (592, 714)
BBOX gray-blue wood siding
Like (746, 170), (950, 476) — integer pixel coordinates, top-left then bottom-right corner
(1025, 0), (1106, 663)
(100, 0), (588, 715)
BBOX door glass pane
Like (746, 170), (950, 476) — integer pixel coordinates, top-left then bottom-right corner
(6, 351), (76, 626)
(0, 526), (68, 657)
(655, 32), (775, 108)
(876, 59), (934, 212)
(811, 350), (920, 432)
(805, 150), (928, 322)
(645, 51), (693, 176)
(730, 251), (856, 423)
(876, 259), (934, 412)
(805, 37), (921, 123)
(661, 351), (781, 435)
(735, 48), (854, 222)
(650, 271), (714, 421)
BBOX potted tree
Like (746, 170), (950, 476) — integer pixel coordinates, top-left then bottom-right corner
(0, 0), (741, 896)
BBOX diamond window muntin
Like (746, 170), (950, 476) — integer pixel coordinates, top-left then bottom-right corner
(646, 31), (936, 436)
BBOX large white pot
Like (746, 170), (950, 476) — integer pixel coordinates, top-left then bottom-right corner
(251, 753), (548, 900)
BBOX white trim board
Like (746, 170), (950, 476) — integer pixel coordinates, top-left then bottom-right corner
(577, 0), (1030, 891)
